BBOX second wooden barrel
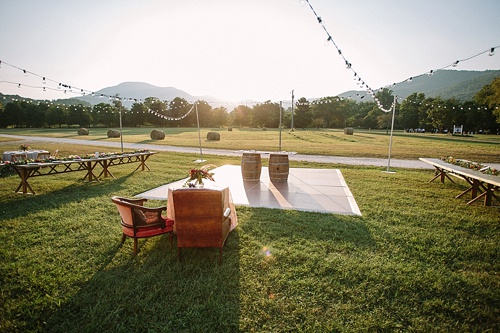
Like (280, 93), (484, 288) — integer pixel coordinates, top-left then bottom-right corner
(241, 153), (262, 182)
(269, 154), (289, 183)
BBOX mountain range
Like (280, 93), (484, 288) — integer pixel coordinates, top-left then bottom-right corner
(337, 69), (500, 102)
(1, 69), (498, 107)
(72, 69), (499, 106)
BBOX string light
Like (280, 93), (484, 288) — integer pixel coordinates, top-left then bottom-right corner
(301, 0), (498, 114)
(1, 30), (498, 113)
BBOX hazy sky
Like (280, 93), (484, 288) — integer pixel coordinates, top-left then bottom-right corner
(1, 0), (499, 104)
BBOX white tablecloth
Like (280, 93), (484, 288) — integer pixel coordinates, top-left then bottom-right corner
(2, 150), (49, 162)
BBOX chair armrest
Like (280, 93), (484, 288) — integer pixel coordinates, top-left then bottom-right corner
(138, 206), (167, 213)
(133, 205), (169, 228)
(117, 197), (148, 206)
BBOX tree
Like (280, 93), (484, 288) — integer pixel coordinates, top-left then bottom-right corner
(252, 101), (280, 128)
(311, 97), (335, 128)
(294, 97), (312, 128)
(400, 93), (426, 130)
(474, 77), (500, 126)
(374, 89), (395, 131)
(0, 102), (5, 128)
(212, 106), (229, 127)
(194, 100), (213, 127)
(144, 97), (167, 126)
(425, 97), (457, 133)
(128, 102), (148, 127)
(67, 104), (92, 127)
(168, 98), (192, 127)
(46, 105), (67, 128)
(230, 105), (252, 127)
(93, 103), (116, 127)
(4, 101), (25, 127)
(21, 102), (45, 128)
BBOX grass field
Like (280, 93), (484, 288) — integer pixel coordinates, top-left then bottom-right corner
(0, 130), (499, 332)
(1, 127), (499, 162)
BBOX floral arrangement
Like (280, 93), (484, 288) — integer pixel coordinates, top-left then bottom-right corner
(19, 144), (30, 151)
(441, 156), (499, 177)
(0, 161), (11, 177)
(132, 149), (149, 154)
(184, 165), (216, 187)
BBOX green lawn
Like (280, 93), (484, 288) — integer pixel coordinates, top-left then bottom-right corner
(0, 134), (499, 332)
(1, 127), (499, 162)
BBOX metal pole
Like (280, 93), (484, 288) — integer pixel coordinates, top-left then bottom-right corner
(195, 102), (204, 162)
(291, 89), (294, 131)
(119, 104), (124, 153)
(279, 101), (283, 152)
(386, 95), (397, 173)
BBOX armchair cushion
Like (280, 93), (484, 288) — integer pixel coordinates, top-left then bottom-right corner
(112, 196), (174, 255)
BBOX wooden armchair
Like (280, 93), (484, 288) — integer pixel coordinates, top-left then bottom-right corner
(111, 196), (174, 255)
(36, 152), (50, 160)
(172, 188), (232, 264)
(11, 153), (28, 162)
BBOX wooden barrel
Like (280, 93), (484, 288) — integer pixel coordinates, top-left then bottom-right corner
(269, 154), (289, 183)
(241, 153), (262, 182)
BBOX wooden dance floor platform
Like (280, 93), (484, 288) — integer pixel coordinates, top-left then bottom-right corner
(136, 165), (361, 216)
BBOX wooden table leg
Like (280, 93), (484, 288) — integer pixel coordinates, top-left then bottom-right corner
(83, 161), (100, 182)
(134, 154), (152, 172)
(429, 166), (455, 183)
(484, 184), (493, 206)
(14, 167), (36, 194)
(97, 159), (115, 179)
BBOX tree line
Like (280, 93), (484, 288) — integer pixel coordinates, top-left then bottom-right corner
(1, 77), (499, 133)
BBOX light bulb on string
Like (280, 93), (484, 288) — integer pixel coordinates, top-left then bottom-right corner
(23, 69), (27, 76)
(18, 83), (21, 88)
(427, 70), (434, 76)
(407, 77), (413, 83)
(324, 36), (332, 47)
(452, 60), (459, 67)
(489, 47), (495, 56)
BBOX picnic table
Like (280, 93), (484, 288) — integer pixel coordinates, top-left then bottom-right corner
(419, 158), (499, 206)
(8, 151), (156, 194)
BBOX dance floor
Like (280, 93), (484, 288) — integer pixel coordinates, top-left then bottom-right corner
(136, 165), (361, 216)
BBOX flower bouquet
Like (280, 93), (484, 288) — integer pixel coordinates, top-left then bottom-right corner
(184, 165), (216, 188)
(441, 156), (499, 177)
